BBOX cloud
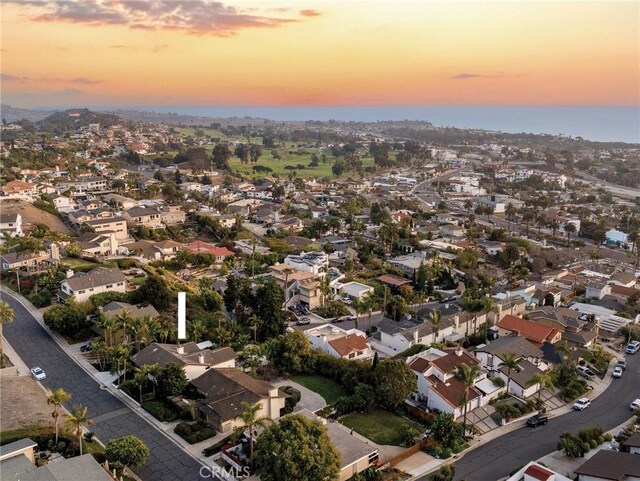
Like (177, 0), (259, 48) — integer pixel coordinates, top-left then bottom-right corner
(1, 73), (102, 85)
(151, 44), (169, 53)
(12, 0), (301, 36)
(299, 9), (320, 17)
(1, 73), (24, 81)
(450, 73), (507, 80)
(109, 44), (129, 48)
(69, 77), (102, 85)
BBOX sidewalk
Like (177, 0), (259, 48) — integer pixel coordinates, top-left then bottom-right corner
(0, 287), (219, 472)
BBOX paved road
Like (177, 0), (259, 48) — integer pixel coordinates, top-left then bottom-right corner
(2, 291), (206, 481)
(416, 353), (640, 481)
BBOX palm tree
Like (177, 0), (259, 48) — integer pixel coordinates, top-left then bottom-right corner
(144, 363), (161, 396)
(281, 268), (294, 307)
(66, 404), (93, 456)
(158, 318), (174, 343)
(92, 339), (108, 371)
(189, 319), (207, 343)
(464, 199), (473, 215)
(96, 314), (117, 346)
(528, 370), (554, 403)
(351, 298), (370, 331)
(555, 340), (572, 364)
(550, 220), (560, 238)
(565, 222), (577, 244)
(132, 367), (149, 403)
(47, 387), (71, 444)
(499, 352), (520, 394)
(13, 237), (46, 256)
(116, 311), (134, 344)
(128, 317), (146, 353)
(430, 308), (441, 344)
(0, 301), (14, 359)
(234, 401), (273, 462)
(454, 363), (481, 436)
(505, 203), (516, 232)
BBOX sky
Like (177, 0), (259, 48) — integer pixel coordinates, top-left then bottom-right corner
(1, 0), (639, 108)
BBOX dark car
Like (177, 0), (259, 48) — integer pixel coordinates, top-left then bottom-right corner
(526, 414), (549, 427)
(616, 359), (627, 371)
(80, 342), (93, 352)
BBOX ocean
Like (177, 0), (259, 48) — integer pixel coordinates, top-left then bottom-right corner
(116, 105), (640, 144)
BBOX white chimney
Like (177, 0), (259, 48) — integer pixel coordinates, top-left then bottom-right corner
(198, 353), (205, 364)
(455, 346), (463, 356)
(413, 330), (419, 344)
(176, 345), (184, 354)
(66, 269), (74, 278)
(454, 315), (460, 329)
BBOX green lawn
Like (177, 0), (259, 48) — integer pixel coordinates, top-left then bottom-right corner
(289, 375), (347, 405)
(61, 257), (102, 270)
(339, 409), (424, 446)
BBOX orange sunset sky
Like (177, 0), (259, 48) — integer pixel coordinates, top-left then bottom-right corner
(1, 0), (639, 108)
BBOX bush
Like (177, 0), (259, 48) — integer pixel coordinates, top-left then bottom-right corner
(174, 421), (216, 444)
(202, 437), (230, 457)
(491, 377), (505, 388)
(142, 401), (178, 422)
(589, 439), (598, 449)
(604, 433), (613, 442)
(496, 403), (521, 421)
(91, 452), (106, 464)
(281, 386), (301, 414)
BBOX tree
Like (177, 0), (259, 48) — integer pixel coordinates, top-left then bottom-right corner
(331, 161), (344, 177)
(255, 278), (286, 340)
(189, 319), (208, 343)
(269, 330), (312, 373)
(132, 367), (149, 403)
(157, 363), (188, 397)
(0, 301), (14, 359)
(415, 261), (428, 292)
(234, 401), (273, 462)
(47, 387), (71, 444)
(254, 414), (341, 481)
(65, 404), (93, 456)
(234, 143), (250, 164)
(212, 143), (232, 170)
(528, 370), (554, 402)
(431, 308), (441, 343)
(453, 362), (481, 436)
(130, 275), (172, 311)
(565, 222), (577, 244)
(499, 352), (519, 394)
(374, 359), (417, 409)
(106, 435), (150, 469)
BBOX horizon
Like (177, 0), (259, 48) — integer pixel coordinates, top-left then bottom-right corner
(2, 1), (639, 108)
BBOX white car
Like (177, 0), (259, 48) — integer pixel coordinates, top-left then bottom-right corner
(631, 399), (640, 411)
(573, 398), (591, 411)
(612, 366), (623, 378)
(31, 366), (46, 381)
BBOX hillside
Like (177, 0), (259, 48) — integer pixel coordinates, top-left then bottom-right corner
(0, 199), (73, 235)
(0, 104), (52, 123)
(36, 108), (122, 133)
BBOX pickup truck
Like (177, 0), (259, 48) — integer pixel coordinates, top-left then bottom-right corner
(526, 414), (549, 427)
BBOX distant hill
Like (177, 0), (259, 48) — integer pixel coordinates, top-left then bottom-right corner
(1, 104), (52, 123)
(36, 108), (122, 133)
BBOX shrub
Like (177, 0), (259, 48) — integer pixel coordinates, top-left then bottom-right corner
(604, 433), (613, 442)
(491, 377), (505, 388)
(202, 437), (230, 457)
(174, 421), (216, 444)
(91, 452), (106, 464)
(281, 386), (301, 414)
(142, 401), (178, 422)
(589, 439), (598, 449)
(496, 403), (521, 421)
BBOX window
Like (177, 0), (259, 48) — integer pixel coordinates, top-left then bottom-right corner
(78, 290), (85, 294)
(117, 282), (124, 286)
(348, 353), (355, 359)
(89, 288), (94, 292)
(106, 284), (113, 288)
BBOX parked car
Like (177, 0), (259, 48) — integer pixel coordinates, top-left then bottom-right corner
(576, 365), (596, 380)
(31, 367), (46, 381)
(616, 358), (627, 371)
(526, 414), (549, 427)
(573, 398), (591, 411)
(80, 342), (93, 352)
(296, 318), (311, 326)
(630, 399), (640, 411)
(612, 366), (623, 378)
(626, 341), (640, 354)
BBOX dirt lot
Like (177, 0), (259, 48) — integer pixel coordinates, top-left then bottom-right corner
(0, 199), (73, 235)
(0, 376), (58, 431)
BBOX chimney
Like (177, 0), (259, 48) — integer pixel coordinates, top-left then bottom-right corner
(413, 330), (419, 344)
(198, 353), (205, 364)
(66, 269), (74, 279)
(455, 346), (463, 356)
(176, 345), (184, 355)
(454, 315), (459, 329)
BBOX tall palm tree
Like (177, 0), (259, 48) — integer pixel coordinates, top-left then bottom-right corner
(144, 363), (161, 396)
(454, 363), (481, 436)
(65, 404), (93, 456)
(464, 199), (473, 215)
(47, 387), (71, 444)
(565, 222), (577, 244)
(430, 308), (441, 344)
(116, 311), (134, 344)
(0, 301), (15, 359)
(351, 298), (370, 331)
(158, 318), (174, 343)
(96, 314), (118, 346)
(92, 339), (108, 371)
(132, 367), (149, 403)
(128, 317), (146, 353)
(528, 370), (554, 403)
(499, 352), (520, 394)
(189, 319), (208, 343)
(281, 268), (294, 307)
(234, 401), (273, 462)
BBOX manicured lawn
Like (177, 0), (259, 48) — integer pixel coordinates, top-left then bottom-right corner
(61, 257), (102, 270)
(289, 375), (347, 405)
(339, 409), (424, 446)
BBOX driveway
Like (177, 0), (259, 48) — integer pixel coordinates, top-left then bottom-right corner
(272, 379), (326, 413)
(2, 290), (206, 481)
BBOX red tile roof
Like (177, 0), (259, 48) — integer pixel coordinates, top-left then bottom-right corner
(498, 315), (559, 346)
(524, 464), (554, 481)
(427, 374), (482, 408)
(409, 357), (431, 373)
(328, 335), (369, 357)
(186, 241), (234, 258)
(431, 348), (480, 374)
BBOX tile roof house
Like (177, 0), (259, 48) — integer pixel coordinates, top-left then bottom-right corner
(270, 264), (325, 309)
(58, 267), (126, 303)
(528, 307), (599, 348)
(125, 239), (183, 260)
(304, 324), (372, 360)
(407, 347), (500, 419)
(0, 212), (23, 239)
(0, 180), (38, 201)
(497, 315), (562, 347)
(574, 450), (640, 481)
(131, 342), (236, 380)
(505, 461), (572, 481)
(191, 368), (286, 433)
(76, 231), (118, 257)
(122, 206), (164, 228)
(185, 240), (234, 262)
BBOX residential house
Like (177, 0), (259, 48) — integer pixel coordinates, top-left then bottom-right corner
(487, 296), (527, 325)
(125, 239), (183, 260)
(474, 336), (548, 398)
(497, 315), (562, 347)
(76, 231), (118, 257)
(0, 438), (113, 481)
(375, 273), (412, 291)
(0, 212), (23, 239)
(408, 347), (500, 419)
(159, 205), (187, 224)
(586, 281), (611, 300)
(123, 206), (164, 229)
(528, 307), (599, 348)
(84, 216), (128, 241)
(298, 409), (379, 481)
(622, 433), (640, 455)
(505, 462), (572, 481)
(58, 268), (127, 303)
(270, 264), (324, 309)
(573, 450), (640, 481)
(439, 224), (466, 238)
(0, 180), (39, 201)
(0, 250), (52, 273)
(333, 281), (374, 301)
(49, 194), (76, 212)
(284, 251), (329, 277)
(185, 240), (234, 262)
(191, 368), (286, 433)
(304, 324), (372, 360)
(389, 251), (431, 279)
(131, 343), (236, 381)
(64, 176), (108, 193)
(609, 272), (637, 288)
(273, 216), (304, 233)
